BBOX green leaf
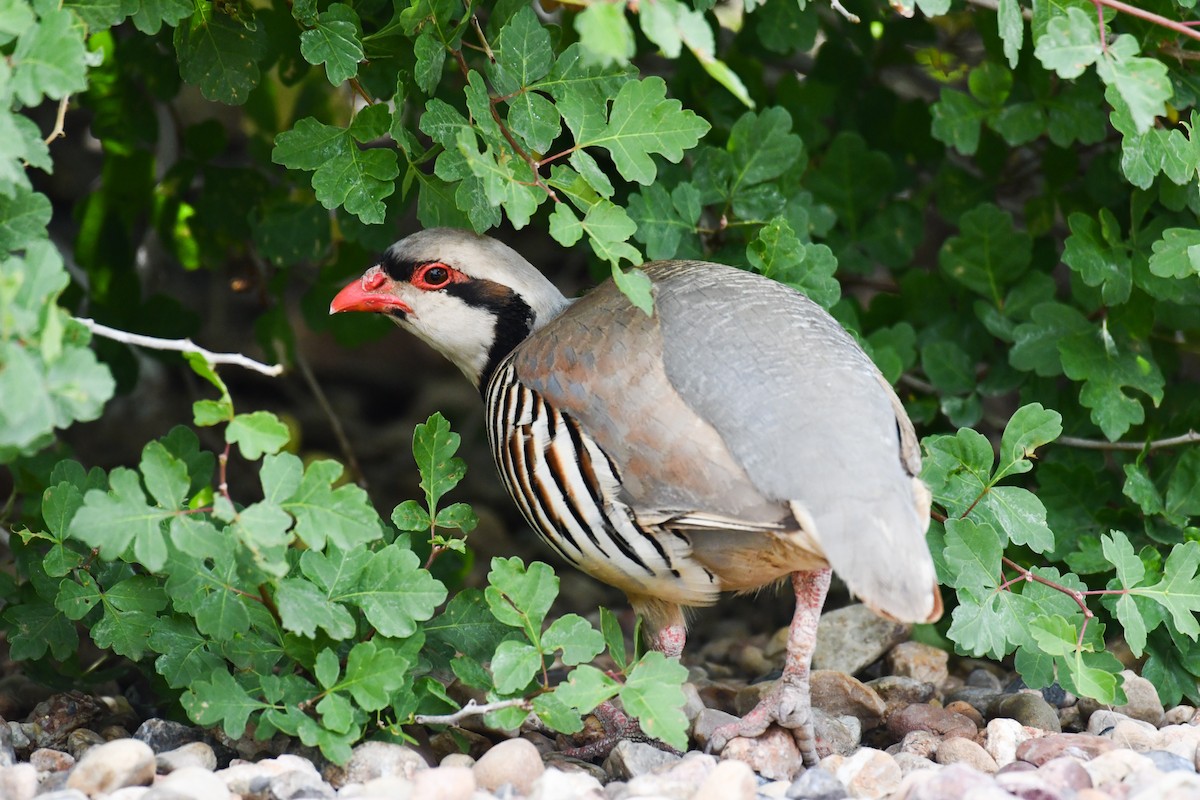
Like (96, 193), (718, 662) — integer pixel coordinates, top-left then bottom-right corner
(628, 183), (701, 260)
(569, 77), (710, 186)
(995, 403), (1062, 481)
(1063, 211), (1132, 304)
(542, 614), (606, 665)
(425, 588), (516, 662)
(174, 4), (266, 104)
(131, 0), (192, 33)
(1148, 228), (1200, 279)
(276, 578), (357, 640)
(149, 617), (224, 689)
(620, 652), (688, 751)
(299, 3), (362, 85)
(435, 502), (478, 533)
(226, 411), (289, 460)
(942, 518), (1003, 591)
(181, 669), (268, 739)
(947, 587), (1030, 660)
(4, 601), (77, 661)
(531, 692), (583, 734)
(491, 6), (553, 95)
(413, 28), (445, 95)
(930, 89), (985, 155)
(392, 500), (431, 531)
(997, 0), (1023, 67)
(10, 5), (89, 106)
(491, 639), (543, 693)
(340, 639), (415, 711)
(485, 557), (558, 633)
(284, 459), (383, 551)
(1058, 323), (1164, 441)
(413, 412), (466, 509)
(939, 203), (1032, 304)
(1095, 35), (1170, 133)
(1132, 541), (1200, 639)
(611, 264), (654, 316)
(553, 664), (621, 712)
(575, 2), (634, 67)
(69, 467), (171, 571)
(355, 544), (447, 638)
(1033, 6), (1099, 79)
(1166, 450), (1200, 519)
(747, 217), (839, 308)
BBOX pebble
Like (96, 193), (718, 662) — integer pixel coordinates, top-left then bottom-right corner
(983, 717), (1033, 767)
(942, 700), (983, 729)
(343, 742), (429, 784)
(411, 764), (476, 800)
(831, 748), (901, 799)
(809, 672), (885, 726)
(811, 709), (861, 757)
(1110, 717), (1162, 751)
(528, 767), (604, 800)
(473, 737), (544, 794)
(154, 765), (231, 800)
(1164, 706), (1197, 726)
(157, 742), (218, 773)
(886, 642), (949, 688)
(65, 739), (156, 796)
(0, 763), (37, 800)
(1016, 732), (1116, 765)
(691, 708), (740, 751)
(1116, 670), (1166, 726)
(811, 605), (910, 676)
(1144, 749), (1196, 773)
(30, 747), (75, 772)
(133, 720), (199, 754)
(934, 737), (998, 773)
(987, 692), (1062, 732)
(1037, 755), (1093, 792)
(691, 759), (756, 800)
(721, 727), (803, 781)
(864, 676), (936, 719)
(786, 765), (847, 799)
(886, 704), (977, 741)
(602, 739), (678, 779)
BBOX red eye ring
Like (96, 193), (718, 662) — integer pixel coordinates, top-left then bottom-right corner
(412, 262), (459, 290)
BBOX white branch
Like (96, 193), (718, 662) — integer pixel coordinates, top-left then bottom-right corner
(44, 96), (70, 145)
(831, 0), (861, 23)
(413, 698), (532, 726)
(75, 317), (285, 377)
(1057, 431), (1200, 452)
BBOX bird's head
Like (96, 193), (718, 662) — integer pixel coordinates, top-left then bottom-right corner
(330, 228), (570, 389)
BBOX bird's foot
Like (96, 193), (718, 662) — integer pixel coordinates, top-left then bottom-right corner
(707, 675), (817, 766)
(560, 701), (682, 761)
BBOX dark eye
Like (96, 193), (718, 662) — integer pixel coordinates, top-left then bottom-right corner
(415, 264), (452, 289)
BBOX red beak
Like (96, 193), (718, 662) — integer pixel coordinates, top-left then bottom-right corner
(329, 267), (412, 315)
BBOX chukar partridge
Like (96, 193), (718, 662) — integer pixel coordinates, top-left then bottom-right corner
(330, 227), (941, 763)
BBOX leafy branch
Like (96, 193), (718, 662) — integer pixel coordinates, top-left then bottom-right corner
(75, 318), (284, 377)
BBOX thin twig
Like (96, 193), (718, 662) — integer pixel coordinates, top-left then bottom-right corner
(413, 698), (532, 726)
(1094, 0), (1200, 43)
(293, 346), (366, 488)
(1057, 431), (1200, 452)
(43, 96), (70, 145)
(76, 317), (285, 377)
(830, 0), (860, 23)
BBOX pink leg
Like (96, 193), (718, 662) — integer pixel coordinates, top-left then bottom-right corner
(709, 568), (831, 766)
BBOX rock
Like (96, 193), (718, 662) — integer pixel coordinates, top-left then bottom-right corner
(812, 605), (909, 676)
(0, 724), (15, 768)
(30, 747), (75, 773)
(942, 687), (1001, 717)
(217, 754), (319, 796)
(1081, 748), (1153, 788)
(1016, 733), (1116, 766)
(34, 789), (90, 800)
(865, 676), (936, 719)
(439, 753), (475, 769)
(602, 740), (678, 780)
(810, 672), (885, 726)
(622, 752), (717, 799)
(1129, 771), (1200, 799)
(66, 729), (106, 761)
(760, 779), (791, 798)
(156, 742), (217, 773)
(812, 709), (861, 757)
(886, 704), (977, 741)
(886, 643), (949, 688)
(987, 693), (1062, 733)
(1086, 709), (1129, 735)
(721, 727), (803, 781)
(1039, 684), (1076, 709)
(473, 738), (545, 794)
(898, 731), (941, 760)
(541, 753), (607, 783)
(1164, 706), (1197, 726)
(154, 766), (231, 800)
(691, 708), (741, 751)
(1158, 724), (1200, 762)
(934, 737), (998, 773)
(133, 720), (200, 754)
(965, 668), (1004, 692)
(1036, 756), (1092, 792)
(528, 767), (604, 800)
(983, 717), (1033, 768)
(1144, 750), (1196, 773)
(892, 752), (939, 778)
(1108, 718), (1160, 751)
(995, 770), (1065, 800)
(942, 701), (984, 729)
(343, 742), (429, 784)
(66, 739), (156, 796)
(832, 748), (901, 800)
(786, 766), (847, 799)
(0, 763), (38, 800)
(1116, 670), (1166, 726)
(27, 692), (107, 749)
(690, 759), (756, 800)
(268, 767), (334, 800)
(409, 765), (475, 800)
(900, 763), (997, 799)
(681, 683), (707, 724)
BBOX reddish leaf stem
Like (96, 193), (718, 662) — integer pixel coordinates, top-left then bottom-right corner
(1092, 0), (1200, 43)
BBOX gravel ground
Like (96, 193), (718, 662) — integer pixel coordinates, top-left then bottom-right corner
(2, 603), (1198, 800)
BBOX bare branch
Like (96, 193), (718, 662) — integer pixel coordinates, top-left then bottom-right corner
(413, 698), (532, 726)
(1094, 0), (1200, 43)
(293, 346), (366, 487)
(831, 0), (861, 23)
(75, 317), (285, 377)
(1057, 431), (1200, 452)
(43, 96), (70, 145)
